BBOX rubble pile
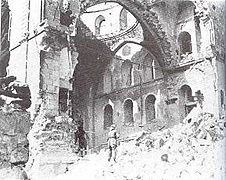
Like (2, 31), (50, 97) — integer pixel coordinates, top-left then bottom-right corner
(128, 111), (225, 180)
(0, 76), (31, 180)
(25, 111), (78, 180)
(53, 108), (225, 180)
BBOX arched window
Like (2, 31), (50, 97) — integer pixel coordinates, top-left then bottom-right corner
(181, 85), (193, 102)
(145, 95), (156, 123)
(178, 31), (192, 56)
(104, 104), (113, 129)
(179, 85), (194, 119)
(220, 90), (224, 106)
(119, 8), (127, 31)
(124, 99), (134, 126)
(95, 15), (105, 36)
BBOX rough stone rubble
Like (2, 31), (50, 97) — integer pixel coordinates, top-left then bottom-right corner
(25, 111), (78, 180)
(51, 108), (225, 180)
(0, 76), (31, 180)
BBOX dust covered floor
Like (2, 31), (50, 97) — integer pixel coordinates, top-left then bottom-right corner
(52, 109), (226, 180)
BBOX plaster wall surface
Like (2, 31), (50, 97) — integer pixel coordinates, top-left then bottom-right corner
(81, 3), (136, 36)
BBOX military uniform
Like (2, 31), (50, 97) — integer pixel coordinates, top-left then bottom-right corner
(107, 124), (119, 162)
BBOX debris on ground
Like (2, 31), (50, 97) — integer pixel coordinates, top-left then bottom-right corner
(51, 109), (226, 180)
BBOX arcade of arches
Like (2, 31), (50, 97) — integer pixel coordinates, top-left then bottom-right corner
(1, 0), (225, 178)
(70, 0), (224, 146)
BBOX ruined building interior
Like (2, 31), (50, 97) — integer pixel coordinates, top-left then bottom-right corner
(0, 0), (225, 179)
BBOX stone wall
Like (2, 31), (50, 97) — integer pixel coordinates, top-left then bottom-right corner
(7, 0), (81, 179)
(26, 109), (77, 180)
(0, 109), (30, 180)
(24, 0), (81, 179)
(93, 78), (170, 146)
(4, 1), (225, 177)
(209, 0), (225, 118)
(75, 0), (225, 148)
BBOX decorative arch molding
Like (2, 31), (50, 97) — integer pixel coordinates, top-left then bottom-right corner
(113, 40), (159, 63)
(80, 0), (173, 67)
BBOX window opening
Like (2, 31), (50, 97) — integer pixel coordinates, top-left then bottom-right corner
(124, 99), (134, 126)
(104, 104), (113, 129)
(145, 95), (156, 123)
(178, 31), (192, 57)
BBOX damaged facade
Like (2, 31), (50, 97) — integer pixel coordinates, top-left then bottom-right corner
(74, 0), (226, 147)
(0, 0), (225, 179)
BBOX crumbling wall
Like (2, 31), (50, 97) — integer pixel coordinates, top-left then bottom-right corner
(150, 1), (179, 61)
(0, 110), (30, 180)
(11, 0), (81, 179)
(209, 0), (225, 118)
(0, 76), (31, 180)
(25, 109), (77, 180)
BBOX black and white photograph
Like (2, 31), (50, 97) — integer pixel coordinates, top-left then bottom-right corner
(0, 0), (225, 179)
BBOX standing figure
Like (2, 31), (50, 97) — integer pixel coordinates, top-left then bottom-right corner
(74, 125), (87, 157)
(60, 1), (75, 27)
(107, 124), (119, 162)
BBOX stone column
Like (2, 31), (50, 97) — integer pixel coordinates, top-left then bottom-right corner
(40, 49), (61, 117)
(26, 0), (80, 179)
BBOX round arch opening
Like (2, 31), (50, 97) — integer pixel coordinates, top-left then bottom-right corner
(145, 94), (156, 123)
(104, 104), (113, 129)
(123, 99), (134, 126)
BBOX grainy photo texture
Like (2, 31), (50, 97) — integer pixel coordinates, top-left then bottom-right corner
(0, 0), (225, 179)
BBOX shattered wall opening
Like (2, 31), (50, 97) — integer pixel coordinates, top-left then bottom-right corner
(178, 31), (192, 57)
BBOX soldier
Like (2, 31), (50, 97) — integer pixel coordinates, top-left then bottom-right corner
(74, 125), (88, 157)
(107, 124), (119, 162)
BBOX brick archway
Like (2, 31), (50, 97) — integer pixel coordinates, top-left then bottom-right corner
(80, 0), (172, 67)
